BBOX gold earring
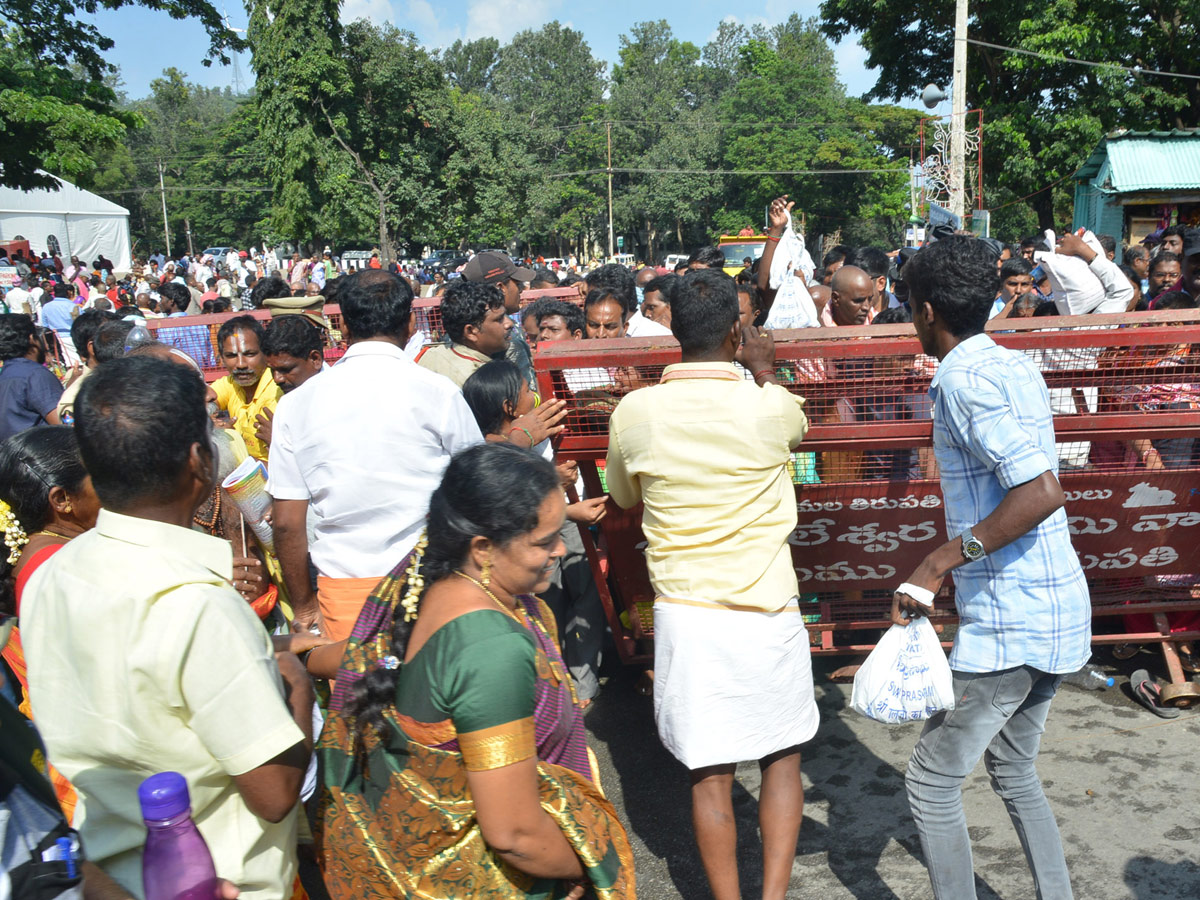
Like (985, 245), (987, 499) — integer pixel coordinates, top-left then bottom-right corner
(481, 556), (492, 588)
(63, 504), (73, 515)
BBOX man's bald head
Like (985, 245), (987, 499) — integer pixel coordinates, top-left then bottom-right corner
(808, 283), (832, 315)
(830, 265), (872, 295)
(635, 267), (657, 288)
(829, 265), (873, 326)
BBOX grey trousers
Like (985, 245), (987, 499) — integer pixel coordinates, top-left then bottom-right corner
(905, 665), (1073, 900)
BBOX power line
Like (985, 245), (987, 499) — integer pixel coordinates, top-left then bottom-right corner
(966, 37), (1200, 81)
(100, 185), (274, 194)
(550, 166), (906, 178)
(987, 170), (1076, 211)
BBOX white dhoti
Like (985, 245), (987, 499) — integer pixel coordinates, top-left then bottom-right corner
(653, 597), (819, 770)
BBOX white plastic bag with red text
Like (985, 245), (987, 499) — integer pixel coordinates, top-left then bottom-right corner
(850, 618), (955, 724)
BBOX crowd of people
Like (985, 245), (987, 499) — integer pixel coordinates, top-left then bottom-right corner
(0, 205), (1198, 900)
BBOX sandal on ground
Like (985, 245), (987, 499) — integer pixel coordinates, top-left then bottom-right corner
(1129, 669), (1180, 718)
(1178, 644), (1199, 674)
(1111, 643), (1140, 660)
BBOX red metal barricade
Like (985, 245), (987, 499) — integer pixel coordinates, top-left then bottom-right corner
(534, 309), (1200, 705)
(146, 305), (348, 382)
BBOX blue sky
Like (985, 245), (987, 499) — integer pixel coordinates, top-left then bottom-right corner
(90, 0), (887, 102)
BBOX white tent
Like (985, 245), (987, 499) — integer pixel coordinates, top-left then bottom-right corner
(0, 173), (132, 273)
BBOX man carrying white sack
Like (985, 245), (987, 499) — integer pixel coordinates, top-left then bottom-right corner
(892, 236), (1090, 900)
(1034, 228), (1135, 468)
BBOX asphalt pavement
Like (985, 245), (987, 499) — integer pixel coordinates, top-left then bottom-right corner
(585, 650), (1200, 900)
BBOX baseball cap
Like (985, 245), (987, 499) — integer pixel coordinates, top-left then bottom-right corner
(462, 251), (534, 285)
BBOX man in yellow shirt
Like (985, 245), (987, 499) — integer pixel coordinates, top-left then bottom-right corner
(418, 280), (513, 388)
(22, 355), (315, 900)
(212, 315), (281, 460)
(605, 268), (817, 900)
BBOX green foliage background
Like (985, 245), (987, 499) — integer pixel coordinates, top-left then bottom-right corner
(6, 0), (1197, 259)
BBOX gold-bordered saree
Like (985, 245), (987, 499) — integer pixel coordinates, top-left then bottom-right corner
(316, 549), (636, 899)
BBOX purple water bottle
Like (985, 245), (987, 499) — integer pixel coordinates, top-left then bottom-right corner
(139, 772), (218, 900)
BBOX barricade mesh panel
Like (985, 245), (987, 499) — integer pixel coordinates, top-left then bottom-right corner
(146, 306), (348, 382)
(536, 311), (1200, 650)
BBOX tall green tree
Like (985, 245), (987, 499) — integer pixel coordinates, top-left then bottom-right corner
(437, 88), (535, 249)
(608, 21), (716, 259)
(441, 38), (499, 94)
(322, 22), (452, 258)
(247, 0), (349, 244)
(80, 69), (261, 255)
(717, 16), (916, 246)
(492, 22), (605, 145)
(0, 0), (238, 190)
(490, 23), (608, 255)
(820, 0), (1200, 230)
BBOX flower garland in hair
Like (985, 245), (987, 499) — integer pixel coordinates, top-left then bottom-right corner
(0, 500), (28, 566)
(402, 531), (428, 623)
(375, 530), (429, 671)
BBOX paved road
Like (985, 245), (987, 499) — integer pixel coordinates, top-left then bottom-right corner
(585, 652), (1200, 900)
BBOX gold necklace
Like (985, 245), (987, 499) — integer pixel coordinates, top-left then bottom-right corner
(454, 570), (523, 623)
(33, 529), (72, 541)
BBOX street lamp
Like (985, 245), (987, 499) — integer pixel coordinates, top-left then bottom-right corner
(920, 0), (969, 223)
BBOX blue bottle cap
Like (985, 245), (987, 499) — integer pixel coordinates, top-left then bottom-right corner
(138, 772), (191, 820)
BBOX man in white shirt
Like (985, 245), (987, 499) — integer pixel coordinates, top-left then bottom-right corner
(269, 270), (483, 640)
(5, 277), (32, 316)
(627, 265), (674, 337)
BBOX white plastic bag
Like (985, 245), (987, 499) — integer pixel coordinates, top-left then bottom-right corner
(764, 211), (819, 330)
(850, 618), (955, 724)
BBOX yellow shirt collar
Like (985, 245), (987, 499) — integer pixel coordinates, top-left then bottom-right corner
(660, 361), (742, 382)
(95, 508), (233, 581)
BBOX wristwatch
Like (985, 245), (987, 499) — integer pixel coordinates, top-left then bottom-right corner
(960, 529), (986, 563)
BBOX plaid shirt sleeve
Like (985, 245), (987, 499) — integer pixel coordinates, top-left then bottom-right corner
(940, 380), (1055, 490)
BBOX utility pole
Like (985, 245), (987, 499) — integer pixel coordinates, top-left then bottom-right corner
(606, 121), (614, 261)
(948, 0), (968, 222)
(157, 159), (172, 257)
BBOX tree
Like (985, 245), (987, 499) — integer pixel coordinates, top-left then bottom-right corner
(437, 88), (535, 249)
(488, 23), (607, 254)
(0, 0), (239, 190)
(492, 23), (606, 142)
(716, 16), (917, 247)
(441, 38), (499, 94)
(608, 21), (715, 259)
(819, 0), (1200, 231)
(322, 22), (452, 258)
(247, 0), (349, 244)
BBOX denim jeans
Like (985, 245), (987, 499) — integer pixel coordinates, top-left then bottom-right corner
(905, 666), (1073, 900)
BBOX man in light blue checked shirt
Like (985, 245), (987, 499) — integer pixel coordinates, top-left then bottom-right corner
(892, 236), (1090, 900)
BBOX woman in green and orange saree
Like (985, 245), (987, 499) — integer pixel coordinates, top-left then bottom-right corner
(315, 442), (635, 899)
